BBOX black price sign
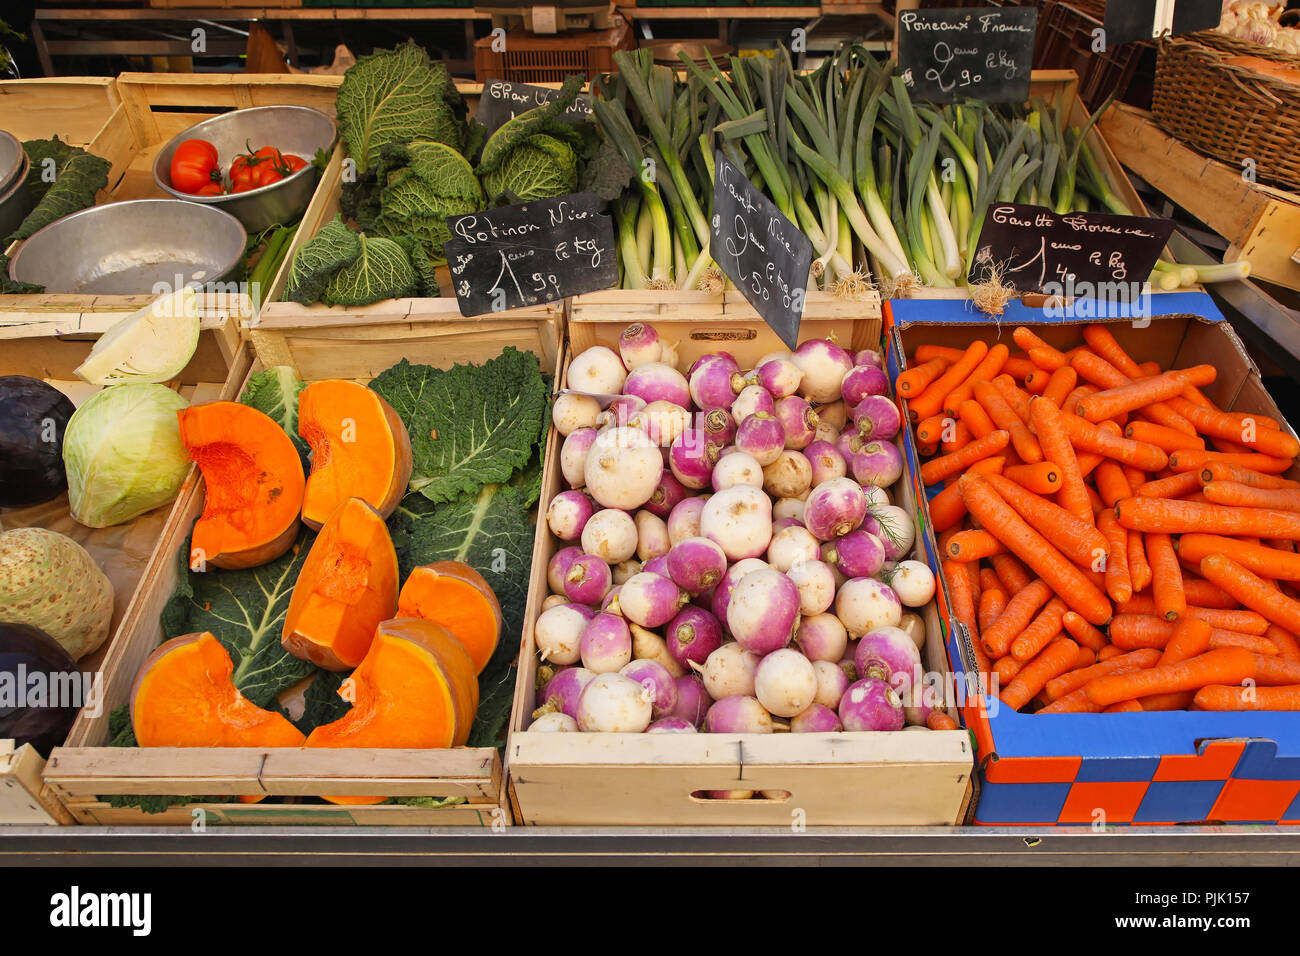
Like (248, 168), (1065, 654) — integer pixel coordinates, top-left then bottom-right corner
(1104, 0), (1220, 47)
(444, 192), (618, 317)
(476, 78), (593, 135)
(897, 7), (1038, 104)
(969, 202), (1175, 302)
(711, 152), (813, 350)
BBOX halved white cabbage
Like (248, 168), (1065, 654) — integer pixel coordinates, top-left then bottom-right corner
(74, 286), (201, 385)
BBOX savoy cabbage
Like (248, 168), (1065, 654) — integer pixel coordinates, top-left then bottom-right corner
(476, 74), (586, 204)
(366, 139), (484, 262)
(282, 215), (437, 306)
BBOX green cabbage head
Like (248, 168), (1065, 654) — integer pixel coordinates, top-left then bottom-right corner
(63, 383), (190, 528)
(481, 133), (578, 204)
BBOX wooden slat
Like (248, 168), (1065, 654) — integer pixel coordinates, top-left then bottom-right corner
(1, 741), (75, 826)
(0, 78), (120, 145)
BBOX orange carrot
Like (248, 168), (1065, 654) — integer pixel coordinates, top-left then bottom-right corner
(982, 579), (1052, 658)
(1199, 462), (1300, 490)
(1251, 653), (1300, 685)
(947, 529), (1008, 562)
(979, 567), (1003, 593)
(1182, 578), (1240, 608)
(920, 430), (1011, 485)
(1011, 597), (1069, 662)
(993, 375), (1036, 424)
(916, 414), (951, 446)
(1097, 510), (1133, 604)
(1041, 366), (1078, 408)
(1155, 617), (1213, 669)
(1195, 684), (1300, 710)
(926, 711), (959, 730)
(1001, 638), (1080, 711)
(975, 381), (1042, 464)
(994, 655), (1024, 685)
(1115, 597), (1268, 635)
(1109, 614), (1278, 654)
(960, 474), (1112, 625)
(1125, 421), (1205, 453)
(914, 345), (964, 364)
(1098, 645), (1124, 661)
(1062, 611), (1108, 652)
(1081, 324), (1143, 378)
(1128, 529), (1153, 593)
(1203, 481), (1300, 512)
(1084, 647), (1256, 706)
(1265, 625), (1300, 663)
(1135, 471), (1202, 499)
(1029, 396), (1093, 525)
(1076, 368), (1215, 423)
(1175, 403), (1300, 458)
(1044, 648), (1162, 700)
(940, 422), (972, 456)
(1012, 327), (1067, 370)
(1146, 532), (1186, 621)
(928, 456), (1006, 531)
(1116, 497), (1300, 539)
(897, 357), (950, 397)
(957, 399), (998, 440)
(943, 343), (1010, 418)
(1168, 449), (1294, 475)
(990, 552), (1032, 594)
(1004, 461), (1063, 495)
(1093, 461), (1133, 509)
(1001, 355), (1037, 380)
(1070, 349), (1196, 435)
(1074, 645), (1097, 669)
(983, 474), (1108, 567)
(1104, 700), (1144, 712)
(1138, 691), (1195, 711)
(1023, 369), (1051, 396)
(908, 341), (989, 422)
(1200, 553), (1300, 636)
(1058, 413), (1169, 471)
(943, 558), (985, 673)
(1063, 384), (1099, 413)
(979, 587), (1008, 634)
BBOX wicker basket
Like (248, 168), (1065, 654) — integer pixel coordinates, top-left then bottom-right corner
(1153, 34), (1300, 192)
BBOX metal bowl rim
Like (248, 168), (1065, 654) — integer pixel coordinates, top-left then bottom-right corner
(150, 104), (337, 204)
(7, 197), (248, 286)
(0, 151), (31, 207)
(0, 130), (26, 195)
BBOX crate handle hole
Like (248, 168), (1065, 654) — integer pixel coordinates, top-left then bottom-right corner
(689, 329), (759, 343)
(689, 789), (791, 803)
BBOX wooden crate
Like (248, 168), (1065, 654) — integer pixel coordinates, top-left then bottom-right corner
(1, 73), (341, 327)
(0, 311), (244, 824)
(1100, 103), (1300, 294)
(253, 130), (565, 361)
(507, 309), (977, 827)
(43, 312), (561, 824)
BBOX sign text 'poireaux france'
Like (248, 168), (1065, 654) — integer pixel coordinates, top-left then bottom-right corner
(897, 7), (1038, 104)
(444, 191), (617, 317)
(970, 202), (1175, 302)
(476, 78), (593, 136)
(711, 152), (813, 350)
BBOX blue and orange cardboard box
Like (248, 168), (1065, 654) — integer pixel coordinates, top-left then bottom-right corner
(884, 292), (1300, 825)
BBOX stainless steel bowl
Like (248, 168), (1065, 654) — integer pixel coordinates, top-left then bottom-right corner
(0, 151), (33, 241)
(7, 198), (247, 294)
(152, 105), (336, 234)
(0, 130), (25, 196)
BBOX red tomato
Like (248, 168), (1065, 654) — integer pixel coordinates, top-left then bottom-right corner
(282, 154), (308, 173)
(169, 139), (221, 194)
(228, 144), (299, 191)
(195, 182), (225, 196)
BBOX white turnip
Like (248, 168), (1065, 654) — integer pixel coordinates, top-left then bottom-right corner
(754, 648), (818, 718)
(727, 567), (801, 655)
(612, 562), (640, 585)
(836, 578), (903, 637)
(584, 426), (664, 510)
(762, 450), (813, 499)
(897, 611), (927, 650)
(787, 563), (838, 618)
(701, 485), (772, 560)
(646, 716), (697, 733)
(667, 495), (707, 545)
(630, 400), (692, 447)
(541, 594), (567, 612)
(577, 673), (653, 732)
(552, 392), (601, 436)
(767, 525), (820, 573)
(773, 497), (806, 522)
(633, 510), (670, 563)
(698, 642), (761, 699)
(792, 338), (853, 403)
(712, 451), (764, 492)
(732, 384), (775, 422)
(890, 560), (936, 607)
(569, 345), (626, 395)
(620, 659), (678, 718)
(581, 509), (638, 564)
(531, 712), (579, 732)
(535, 604), (595, 665)
(812, 659), (851, 709)
(619, 322), (662, 370)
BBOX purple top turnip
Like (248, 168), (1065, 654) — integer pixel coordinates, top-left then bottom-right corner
(774, 395), (819, 450)
(581, 612), (633, 674)
(824, 529), (886, 579)
(646, 716), (697, 733)
(670, 428), (721, 490)
(726, 567), (801, 655)
(804, 440), (847, 486)
(630, 400), (692, 447)
(689, 354), (742, 410)
(645, 470), (688, 519)
(670, 674), (712, 727)
(850, 395), (902, 442)
(666, 495), (707, 545)
(790, 703), (843, 733)
(697, 406), (737, 446)
(619, 571), (687, 628)
(812, 660), (851, 710)
(795, 611), (849, 662)
(860, 504), (915, 563)
(620, 659), (679, 718)
(597, 394), (647, 431)
(854, 626), (923, 698)
(704, 695), (774, 734)
(633, 510), (670, 562)
(840, 364), (890, 408)
(838, 678), (904, 732)
(711, 557), (769, 627)
(732, 384), (775, 422)
(697, 642), (761, 700)
(667, 605), (724, 668)
(619, 321), (662, 370)
(548, 545), (583, 595)
(851, 441), (904, 488)
(803, 477), (868, 541)
(564, 552), (613, 605)
(753, 357), (804, 399)
(546, 490), (594, 541)
(560, 427), (598, 488)
(536, 665), (596, 719)
(666, 536), (728, 594)
(735, 412), (785, 467)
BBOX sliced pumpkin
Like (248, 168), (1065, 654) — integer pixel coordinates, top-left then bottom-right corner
(298, 380), (413, 530)
(396, 561), (503, 674)
(281, 497), (398, 671)
(305, 617), (480, 805)
(130, 632), (306, 748)
(180, 400), (306, 571)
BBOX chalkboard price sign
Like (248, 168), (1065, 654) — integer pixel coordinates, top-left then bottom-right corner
(969, 202), (1175, 302)
(476, 78), (593, 136)
(443, 192), (618, 317)
(711, 152), (813, 350)
(897, 7), (1038, 104)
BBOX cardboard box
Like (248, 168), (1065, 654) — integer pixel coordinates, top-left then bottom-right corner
(885, 291), (1300, 826)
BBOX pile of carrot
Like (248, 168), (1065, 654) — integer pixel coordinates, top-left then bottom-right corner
(899, 323), (1300, 715)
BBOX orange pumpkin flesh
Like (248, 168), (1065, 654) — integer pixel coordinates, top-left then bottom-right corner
(180, 401), (306, 571)
(130, 633), (306, 748)
(305, 618), (480, 805)
(298, 380), (413, 530)
(281, 497), (398, 671)
(396, 562), (503, 674)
